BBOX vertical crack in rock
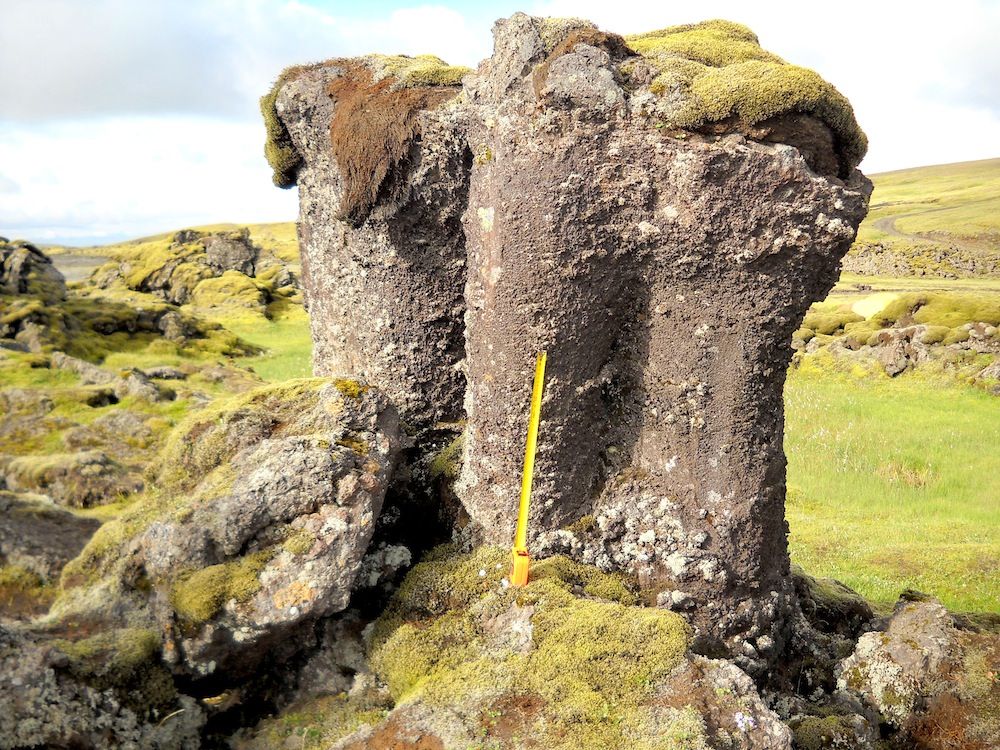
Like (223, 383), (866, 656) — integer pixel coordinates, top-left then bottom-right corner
(271, 57), (470, 431)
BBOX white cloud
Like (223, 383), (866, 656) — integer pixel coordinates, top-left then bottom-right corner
(0, 0), (998, 243)
(0, 117), (297, 244)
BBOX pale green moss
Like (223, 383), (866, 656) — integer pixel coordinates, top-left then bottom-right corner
(428, 431), (464, 480)
(368, 546), (689, 749)
(261, 65), (309, 188)
(803, 306), (865, 336)
(625, 20), (867, 171)
(189, 271), (268, 312)
(366, 54), (471, 88)
(281, 528), (316, 556)
(920, 325), (951, 344)
(333, 378), (368, 399)
(170, 549), (273, 623)
(792, 715), (859, 750)
(53, 627), (177, 716)
(239, 692), (391, 749)
(871, 292), (1000, 329)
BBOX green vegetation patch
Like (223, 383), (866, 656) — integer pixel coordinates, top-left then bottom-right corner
(0, 564), (56, 617)
(261, 65), (310, 188)
(60, 378), (347, 587)
(365, 54), (471, 88)
(626, 20), (866, 172)
(870, 291), (1000, 329)
(170, 549), (274, 624)
(785, 373), (1000, 613)
(240, 692), (391, 750)
(368, 546), (689, 749)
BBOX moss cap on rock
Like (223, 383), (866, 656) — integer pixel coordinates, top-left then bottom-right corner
(625, 19), (867, 173)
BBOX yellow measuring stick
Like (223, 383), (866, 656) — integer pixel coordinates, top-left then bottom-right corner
(511, 350), (547, 586)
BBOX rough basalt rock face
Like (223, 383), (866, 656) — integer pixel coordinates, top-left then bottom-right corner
(458, 15), (872, 650)
(837, 597), (1000, 747)
(266, 15), (871, 652)
(271, 57), (469, 430)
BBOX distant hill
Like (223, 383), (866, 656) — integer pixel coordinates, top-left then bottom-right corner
(847, 157), (1000, 277)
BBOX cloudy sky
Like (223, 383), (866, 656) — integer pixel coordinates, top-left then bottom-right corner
(2, 0), (998, 246)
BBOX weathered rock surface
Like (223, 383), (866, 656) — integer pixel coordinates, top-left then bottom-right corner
(269, 16), (873, 653)
(0, 239), (66, 304)
(0, 491), (100, 580)
(457, 15), (871, 650)
(272, 57), (468, 430)
(838, 597), (1000, 747)
(56, 378), (401, 678)
(0, 625), (204, 750)
(50, 350), (173, 402)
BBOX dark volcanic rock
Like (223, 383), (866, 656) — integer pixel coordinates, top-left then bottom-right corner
(457, 15), (871, 649)
(204, 229), (258, 275)
(267, 15), (871, 653)
(273, 58), (469, 431)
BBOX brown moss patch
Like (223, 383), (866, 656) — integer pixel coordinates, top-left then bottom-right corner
(340, 713), (445, 750)
(327, 64), (460, 224)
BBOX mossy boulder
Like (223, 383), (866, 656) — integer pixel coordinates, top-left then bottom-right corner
(792, 565), (874, 638)
(838, 596), (1000, 746)
(96, 227), (294, 317)
(0, 623), (205, 748)
(58, 377), (401, 678)
(625, 20), (866, 175)
(0, 450), (144, 508)
(0, 238), (67, 304)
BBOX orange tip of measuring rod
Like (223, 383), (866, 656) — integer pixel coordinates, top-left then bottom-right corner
(510, 548), (531, 587)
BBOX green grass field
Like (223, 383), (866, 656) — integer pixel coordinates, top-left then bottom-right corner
(785, 369), (999, 613)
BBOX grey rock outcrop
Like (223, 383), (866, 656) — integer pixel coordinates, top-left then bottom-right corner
(838, 598), (959, 726)
(272, 58), (469, 431)
(0, 239), (66, 304)
(55, 378), (401, 678)
(837, 596), (1000, 747)
(50, 350), (173, 402)
(204, 230), (258, 275)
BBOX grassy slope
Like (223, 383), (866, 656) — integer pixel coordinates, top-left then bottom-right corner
(857, 157), (1000, 244)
